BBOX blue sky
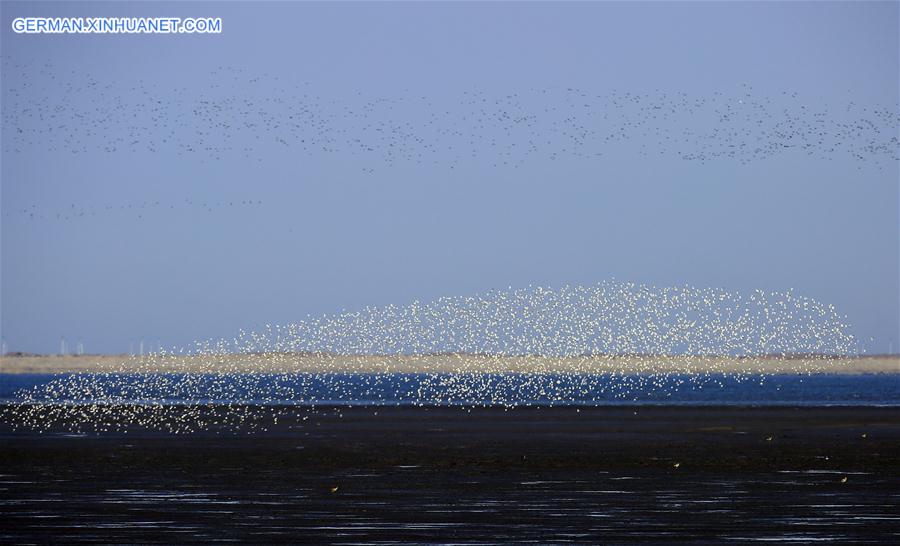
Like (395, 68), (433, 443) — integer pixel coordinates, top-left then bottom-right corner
(1, 1), (898, 355)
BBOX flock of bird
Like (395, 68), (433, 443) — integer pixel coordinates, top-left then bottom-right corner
(3, 281), (857, 433)
(4, 62), (897, 225)
(3, 58), (897, 173)
(0, 59), (878, 432)
(4, 197), (264, 223)
(3, 58), (896, 227)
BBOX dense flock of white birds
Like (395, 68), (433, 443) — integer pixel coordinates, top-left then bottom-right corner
(3, 282), (857, 433)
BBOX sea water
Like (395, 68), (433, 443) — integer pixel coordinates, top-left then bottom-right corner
(2, 373), (898, 406)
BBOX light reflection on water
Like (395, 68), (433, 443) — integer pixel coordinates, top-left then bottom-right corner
(2, 469), (897, 544)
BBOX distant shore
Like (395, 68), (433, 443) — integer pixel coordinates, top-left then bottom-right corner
(1, 353), (897, 374)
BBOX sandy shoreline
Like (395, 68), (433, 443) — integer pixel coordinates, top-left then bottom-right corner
(1, 353), (897, 374)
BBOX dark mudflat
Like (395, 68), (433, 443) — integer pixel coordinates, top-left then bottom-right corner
(1, 405), (898, 543)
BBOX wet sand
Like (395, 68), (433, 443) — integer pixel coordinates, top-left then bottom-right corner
(1, 405), (898, 543)
(2, 353), (898, 374)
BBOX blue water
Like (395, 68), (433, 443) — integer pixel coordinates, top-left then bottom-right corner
(1, 373), (898, 406)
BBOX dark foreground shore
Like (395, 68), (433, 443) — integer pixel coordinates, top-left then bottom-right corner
(1, 406), (898, 544)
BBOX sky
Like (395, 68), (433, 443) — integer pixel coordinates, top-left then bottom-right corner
(1, 1), (898, 355)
